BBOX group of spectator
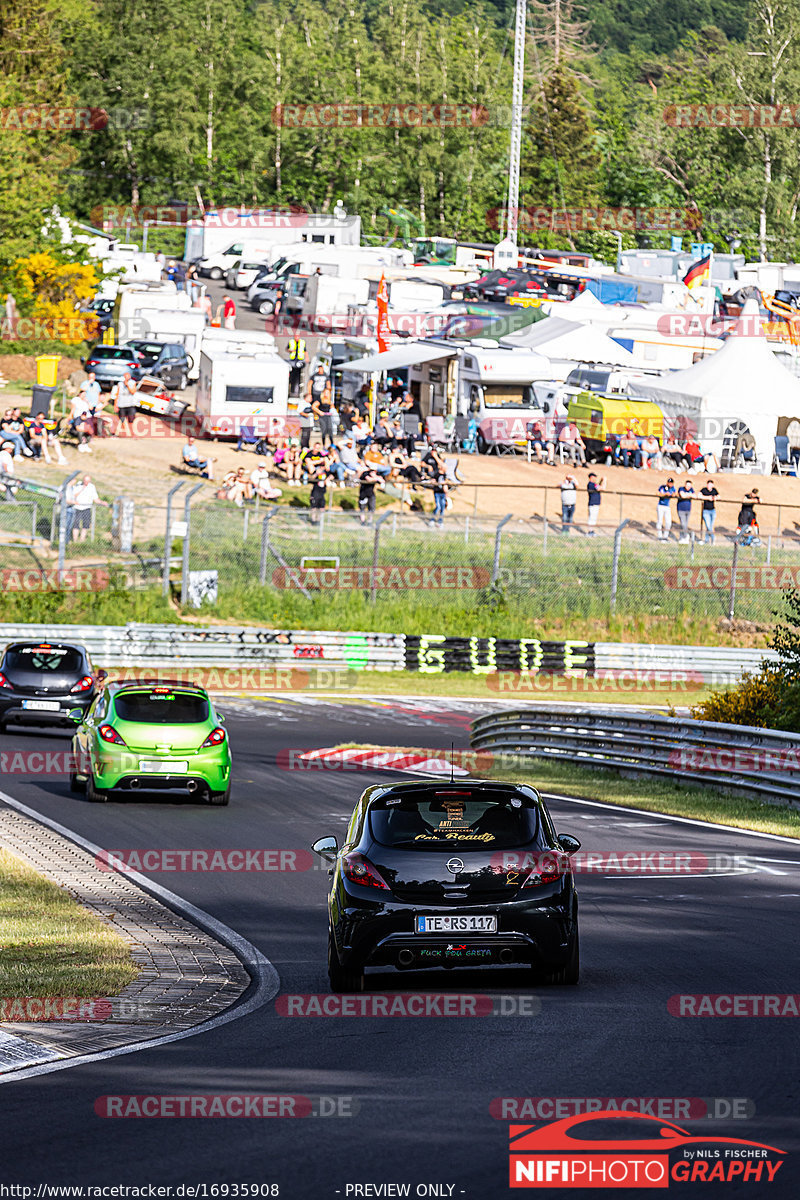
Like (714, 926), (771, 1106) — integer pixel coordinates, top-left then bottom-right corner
(197, 366), (452, 525)
(0, 406), (68, 471)
(528, 419), (718, 473)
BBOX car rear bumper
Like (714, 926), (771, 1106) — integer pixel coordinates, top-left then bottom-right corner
(0, 695), (94, 726)
(88, 750), (230, 793)
(333, 896), (576, 971)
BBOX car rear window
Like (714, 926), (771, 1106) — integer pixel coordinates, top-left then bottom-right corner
(92, 347), (140, 360)
(4, 646), (83, 673)
(368, 789), (541, 851)
(113, 690), (209, 724)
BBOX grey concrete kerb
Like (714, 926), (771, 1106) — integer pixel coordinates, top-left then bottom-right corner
(0, 803), (251, 1072)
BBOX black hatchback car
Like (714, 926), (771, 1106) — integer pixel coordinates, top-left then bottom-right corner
(313, 779), (581, 992)
(0, 641), (104, 731)
(123, 341), (191, 390)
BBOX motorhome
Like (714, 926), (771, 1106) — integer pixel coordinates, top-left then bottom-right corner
(113, 283), (192, 342)
(195, 338), (289, 439)
(184, 211), (362, 271)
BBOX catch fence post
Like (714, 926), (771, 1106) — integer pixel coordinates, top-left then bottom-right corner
(609, 519), (630, 615)
(491, 514), (513, 587)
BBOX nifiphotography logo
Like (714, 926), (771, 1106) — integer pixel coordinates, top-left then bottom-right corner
(508, 1110), (786, 1188)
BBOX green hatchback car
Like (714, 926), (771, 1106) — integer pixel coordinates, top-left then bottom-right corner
(70, 679), (231, 805)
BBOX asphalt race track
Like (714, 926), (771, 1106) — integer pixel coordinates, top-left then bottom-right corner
(1, 696), (799, 1197)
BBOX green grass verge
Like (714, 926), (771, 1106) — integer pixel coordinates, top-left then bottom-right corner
(330, 744), (800, 840)
(0, 847), (140, 1000)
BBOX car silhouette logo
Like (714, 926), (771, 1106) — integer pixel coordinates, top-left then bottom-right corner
(445, 858), (465, 875)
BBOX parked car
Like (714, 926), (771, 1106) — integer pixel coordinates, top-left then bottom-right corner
(70, 678), (231, 805)
(81, 345), (145, 390)
(313, 778), (581, 991)
(249, 280), (286, 316)
(123, 340), (191, 389)
(0, 641), (104, 731)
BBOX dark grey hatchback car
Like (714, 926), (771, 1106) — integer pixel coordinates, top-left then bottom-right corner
(0, 641), (104, 731)
(313, 779), (581, 992)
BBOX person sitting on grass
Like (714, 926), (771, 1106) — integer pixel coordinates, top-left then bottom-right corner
(277, 443), (301, 484)
(182, 436), (215, 480)
(250, 462), (283, 501)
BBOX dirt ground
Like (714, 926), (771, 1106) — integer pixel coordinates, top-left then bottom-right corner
(0, 354), (83, 386)
(3, 375), (800, 541)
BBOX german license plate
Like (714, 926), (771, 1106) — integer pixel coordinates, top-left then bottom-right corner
(21, 700), (60, 712)
(415, 914), (497, 934)
(138, 760), (188, 774)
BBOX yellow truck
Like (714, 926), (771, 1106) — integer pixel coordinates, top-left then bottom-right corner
(566, 392), (663, 459)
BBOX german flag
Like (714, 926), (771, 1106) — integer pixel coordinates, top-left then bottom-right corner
(682, 253), (712, 289)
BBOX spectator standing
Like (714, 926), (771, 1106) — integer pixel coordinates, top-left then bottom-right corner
(217, 294), (236, 329)
(676, 478), (694, 543)
(174, 261), (187, 292)
(586, 473), (604, 535)
(287, 337), (307, 397)
(314, 385), (336, 448)
(68, 474), (109, 543)
(186, 262), (199, 304)
(560, 473), (578, 532)
(112, 373), (138, 436)
(657, 478), (676, 541)
(431, 472), (448, 526)
(700, 480), (718, 543)
(358, 466), (384, 525)
(67, 393), (92, 452)
(308, 469), (327, 525)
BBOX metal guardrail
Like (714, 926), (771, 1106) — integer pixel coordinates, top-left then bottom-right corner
(0, 623), (405, 671)
(0, 624), (775, 681)
(471, 707), (800, 808)
(595, 643), (776, 681)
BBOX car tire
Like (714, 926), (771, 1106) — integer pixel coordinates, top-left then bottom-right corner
(178, 371), (187, 390)
(476, 432), (488, 454)
(258, 299), (275, 316)
(543, 927), (579, 986)
(209, 788), (230, 806)
(328, 933), (364, 993)
(86, 773), (108, 803)
(69, 770), (86, 794)
(209, 267), (223, 281)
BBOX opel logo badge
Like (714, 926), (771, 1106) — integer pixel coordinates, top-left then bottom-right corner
(446, 858), (465, 875)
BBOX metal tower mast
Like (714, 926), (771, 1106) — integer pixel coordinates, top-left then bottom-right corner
(506, 0), (526, 244)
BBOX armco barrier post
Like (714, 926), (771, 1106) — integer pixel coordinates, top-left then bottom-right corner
(491, 514), (513, 587)
(259, 507), (279, 584)
(56, 471), (79, 584)
(163, 481), (186, 596)
(180, 482), (204, 606)
(370, 511), (392, 605)
(728, 540), (739, 620)
(609, 519), (630, 615)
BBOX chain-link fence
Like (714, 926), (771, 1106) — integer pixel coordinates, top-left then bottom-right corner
(178, 502), (800, 624)
(3, 470), (799, 627)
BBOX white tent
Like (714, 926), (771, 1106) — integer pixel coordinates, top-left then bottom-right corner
(635, 314), (800, 465)
(499, 314), (635, 378)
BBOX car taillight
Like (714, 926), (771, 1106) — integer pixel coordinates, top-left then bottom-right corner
(70, 675), (94, 693)
(99, 724), (126, 745)
(342, 852), (390, 890)
(522, 852), (566, 888)
(201, 726), (226, 748)
(128, 361), (139, 369)
(0, 671), (11, 689)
